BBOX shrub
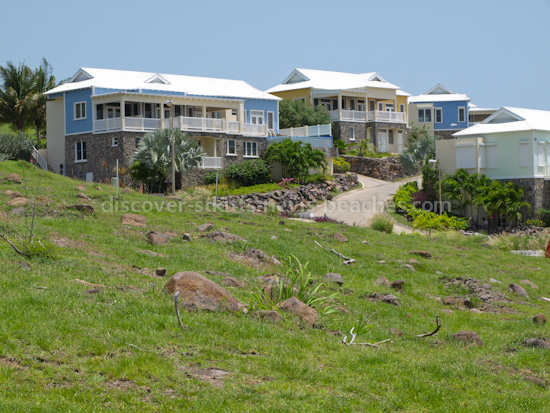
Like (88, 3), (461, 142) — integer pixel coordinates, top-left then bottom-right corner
(224, 159), (272, 187)
(333, 157), (350, 173)
(305, 173), (331, 184)
(313, 214), (344, 224)
(0, 132), (34, 161)
(370, 214), (394, 233)
(535, 208), (550, 227)
(204, 170), (222, 185)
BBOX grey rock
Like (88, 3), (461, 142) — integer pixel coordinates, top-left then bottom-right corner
(324, 272), (344, 285)
(522, 338), (550, 349)
(374, 276), (390, 287)
(198, 223), (214, 232)
(509, 283), (529, 298)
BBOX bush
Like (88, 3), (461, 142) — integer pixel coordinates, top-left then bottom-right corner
(305, 173), (331, 184)
(204, 170), (222, 185)
(313, 214), (344, 224)
(333, 157), (350, 173)
(0, 132), (34, 161)
(224, 159), (272, 188)
(370, 214), (394, 233)
(535, 208), (550, 227)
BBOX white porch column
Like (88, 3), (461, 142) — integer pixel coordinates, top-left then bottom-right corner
(338, 92), (342, 121)
(120, 96), (125, 131)
(160, 102), (165, 130)
(202, 105), (207, 131)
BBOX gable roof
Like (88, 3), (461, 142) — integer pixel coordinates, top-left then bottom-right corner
(45, 67), (279, 101)
(266, 68), (401, 94)
(409, 83), (470, 103)
(454, 107), (550, 136)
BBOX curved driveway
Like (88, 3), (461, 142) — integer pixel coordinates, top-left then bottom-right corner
(310, 175), (418, 233)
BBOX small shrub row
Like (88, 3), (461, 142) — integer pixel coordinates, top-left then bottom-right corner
(333, 157), (350, 173)
(223, 159), (272, 188)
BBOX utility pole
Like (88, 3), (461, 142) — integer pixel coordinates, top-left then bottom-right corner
(166, 99), (176, 195)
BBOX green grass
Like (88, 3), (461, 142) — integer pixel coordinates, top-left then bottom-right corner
(0, 160), (550, 411)
(215, 182), (294, 197)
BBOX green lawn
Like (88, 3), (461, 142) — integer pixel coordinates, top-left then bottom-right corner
(0, 160), (549, 411)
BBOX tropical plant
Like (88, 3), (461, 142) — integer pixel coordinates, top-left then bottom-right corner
(264, 138), (326, 183)
(475, 180), (530, 227)
(370, 213), (394, 233)
(0, 132), (34, 161)
(333, 157), (350, 173)
(29, 58), (56, 147)
(278, 99), (331, 129)
(224, 159), (272, 187)
(398, 126), (435, 175)
(131, 129), (204, 192)
(0, 61), (37, 132)
(535, 208), (550, 227)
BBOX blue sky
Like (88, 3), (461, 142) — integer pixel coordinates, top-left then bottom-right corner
(2, 0), (549, 109)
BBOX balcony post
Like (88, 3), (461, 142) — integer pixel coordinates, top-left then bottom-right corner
(338, 92), (342, 122)
(160, 103), (165, 130)
(120, 96), (125, 131)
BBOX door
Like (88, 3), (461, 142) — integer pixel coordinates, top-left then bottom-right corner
(378, 131), (388, 152)
(107, 107), (120, 118)
(397, 131), (403, 152)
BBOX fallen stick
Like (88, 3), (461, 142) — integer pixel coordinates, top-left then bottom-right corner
(315, 240), (355, 264)
(174, 291), (186, 330)
(416, 314), (441, 338)
(540, 297), (550, 303)
(342, 327), (390, 348)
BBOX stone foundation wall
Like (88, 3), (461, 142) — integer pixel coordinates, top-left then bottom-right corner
(499, 178), (546, 219)
(434, 130), (457, 140)
(332, 122), (368, 145)
(342, 155), (406, 181)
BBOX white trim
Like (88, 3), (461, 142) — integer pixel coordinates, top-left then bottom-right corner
(74, 141), (87, 162)
(434, 107), (443, 123)
(458, 106), (466, 123)
(74, 101), (87, 120)
(267, 111), (275, 130)
(111, 137), (119, 147)
(243, 141), (258, 157)
(226, 139), (236, 156)
(65, 130), (93, 136)
(377, 102), (384, 111)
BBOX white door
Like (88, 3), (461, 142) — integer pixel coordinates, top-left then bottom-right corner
(107, 107), (120, 118)
(397, 131), (403, 152)
(85, 172), (93, 183)
(378, 132), (388, 152)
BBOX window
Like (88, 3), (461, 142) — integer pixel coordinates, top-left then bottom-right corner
(174, 105), (182, 117)
(293, 97), (306, 103)
(244, 142), (258, 157)
(267, 112), (275, 130)
(458, 107), (466, 123)
(135, 137), (141, 147)
(519, 142), (530, 167)
(389, 130), (394, 145)
(231, 109), (237, 116)
(350, 127), (356, 141)
(96, 104), (104, 120)
(358, 100), (365, 112)
(313, 98), (319, 106)
(144, 103), (153, 118)
(74, 102), (86, 120)
(332, 99), (338, 110)
(125, 102), (139, 117)
(349, 99), (355, 111)
(75, 141), (87, 162)
(399, 104), (405, 113)
(418, 109), (432, 123)
(538, 142), (545, 167)
(111, 137), (119, 147)
(385, 103), (394, 112)
(341, 98), (346, 110)
(456, 145), (476, 169)
(250, 110), (264, 125)
(486, 144), (498, 169)
(377, 102), (384, 111)
(226, 139), (236, 155)
(435, 108), (442, 123)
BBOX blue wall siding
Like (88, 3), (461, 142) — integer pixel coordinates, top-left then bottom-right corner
(65, 88), (94, 135)
(432, 100), (469, 130)
(243, 99), (279, 132)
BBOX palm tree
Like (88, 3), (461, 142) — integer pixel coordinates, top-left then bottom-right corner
(30, 58), (56, 148)
(131, 129), (204, 192)
(0, 61), (37, 132)
(398, 131), (435, 175)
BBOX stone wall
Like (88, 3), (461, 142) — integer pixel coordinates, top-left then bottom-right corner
(342, 155), (405, 182)
(499, 178), (546, 219)
(332, 122), (368, 145)
(434, 130), (456, 140)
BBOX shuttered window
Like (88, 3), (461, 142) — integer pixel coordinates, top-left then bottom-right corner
(519, 142), (531, 167)
(456, 145), (476, 169)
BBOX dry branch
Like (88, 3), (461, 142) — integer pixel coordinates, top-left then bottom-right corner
(174, 291), (186, 330)
(416, 314), (441, 338)
(315, 240), (355, 264)
(342, 327), (390, 348)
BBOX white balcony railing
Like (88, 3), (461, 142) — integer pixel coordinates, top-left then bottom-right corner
(200, 157), (222, 169)
(329, 109), (406, 123)
(31, 147), (47, 170)
(278, 123), (332, 137)
(94, 116), (267, 136)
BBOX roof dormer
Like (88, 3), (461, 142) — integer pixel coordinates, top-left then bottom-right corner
(70, 69), (93, 83)
(282, 69), (310, 84)
(145, 73), (171, 85)
(424, 84), (455, 95)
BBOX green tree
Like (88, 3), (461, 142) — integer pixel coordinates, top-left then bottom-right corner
(476, 180), (530, 229)
(0, 61), (37, 132)
(264, 138), (327, 183)
(131, 129), (204, 192)
(278, 99), (331, 129)
(30, 58), (56, 148)
(398, 127), (435, 175)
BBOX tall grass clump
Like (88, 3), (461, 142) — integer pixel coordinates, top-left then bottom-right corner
(370, 213), (394, 234)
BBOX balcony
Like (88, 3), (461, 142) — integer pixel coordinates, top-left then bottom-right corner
(329, 110), (406, 123)
(267, 136), (333, 149)
(200, 157), (222, 169)
(93, 116), (268, 136)
(278, 123), (332, 138)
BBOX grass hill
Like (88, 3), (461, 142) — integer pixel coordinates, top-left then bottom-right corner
(0, 160), (549, 411)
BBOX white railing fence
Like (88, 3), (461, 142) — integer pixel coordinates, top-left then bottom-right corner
(201, 157), (222, 169)
(32, 147), (47, 170)
(278, 123), (332, 137)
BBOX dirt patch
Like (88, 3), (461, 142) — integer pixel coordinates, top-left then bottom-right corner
(0, 357), (26, 370)
(181, 366), (229, 388)
(105, 379), (137, 391)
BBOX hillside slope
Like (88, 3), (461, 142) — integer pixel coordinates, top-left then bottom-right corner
(0, 161), (549, 411)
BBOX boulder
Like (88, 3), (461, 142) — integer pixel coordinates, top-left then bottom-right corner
(277, 297), (318, 327)
(533, 314), (547, 325)
(156, 268), (167, 277)
(443, 296), (463, 306)
(4, 190), (20, 197)
(520, 279), (539, 289)
(69, 204), (94, 214)
(220, 276), (246, 288)
(408, 250), (432, 259)
(390, 280), (406, 291)
(324, 272), (344, 286)
(333, 232), (348, 242)
(402, 264), (416, 272)
(122, 214), (146, 227)
(368, 293), (400, 306)
(8, 197), (29, 206)
(522, 338), (550, 349)
(163, 271), (245, 312)
(452, 331), (483, 346)
(10, 206), (25, 215)
(77, 193), (90, 201)
(509, 283), (529, 298)
(251, 310), (282, 322)
(374, 276), (390, 287)
(198, 222), (214, 232)
(148, 232), (169, 245)
(7, 173), (22, 184)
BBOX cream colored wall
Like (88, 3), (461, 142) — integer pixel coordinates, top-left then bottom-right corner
(365, 87), (395, 101)
(195, 137), (217, 157)
(408, 102), (434, 134)
(270, 88), (311, 105)
(435, 139), (457, 175)
(396, 95), (408, 115)
(45, 98), (65, 174)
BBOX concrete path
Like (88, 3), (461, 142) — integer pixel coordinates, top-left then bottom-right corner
(309, 174), (419, 234)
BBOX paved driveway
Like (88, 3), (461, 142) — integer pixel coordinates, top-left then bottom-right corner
(310, 175), (418, 233)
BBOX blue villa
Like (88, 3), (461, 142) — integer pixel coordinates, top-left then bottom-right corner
(408, 84), (470, 139)
(43, 67), (283, 183)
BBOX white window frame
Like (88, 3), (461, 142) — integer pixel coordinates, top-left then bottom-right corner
(74, 102), (86, 120)
(267, 111), (275, 130)
(455, 144), (476, 169)
(250, 110), (264, 125)
(377, 102), (384, 111)
(399, 104), (405, 113)
(226, 139), (236, 156)
(244, 141), (258, 158)
(418, 109), (432, 123)
(75, 141), (87, 163)
(111, 137), (119, 147)
(484, 143), (498, 169)
(458, 106), (466, 123)
(537, 142), (545, 167)
(350, 127), (356, 141)
(435, 108), (443, 123)
(385, 103), (394, 112)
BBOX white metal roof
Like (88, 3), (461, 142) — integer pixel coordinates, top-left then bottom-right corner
(266, 68), (401, 94)
(409, 83), (470, 103)
(454, 107), (550, 136)
(45, 68), (280, 101)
